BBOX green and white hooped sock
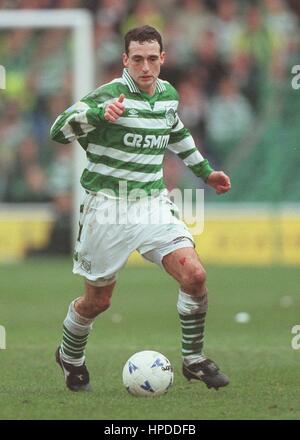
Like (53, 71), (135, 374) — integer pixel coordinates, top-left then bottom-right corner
(60, 299), (94, 367)
(177, 289), (208, 366)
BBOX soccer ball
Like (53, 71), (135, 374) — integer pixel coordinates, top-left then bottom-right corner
(122, 350), (174, 397)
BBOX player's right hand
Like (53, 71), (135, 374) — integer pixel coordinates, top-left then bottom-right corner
(104, 94), (125, 122)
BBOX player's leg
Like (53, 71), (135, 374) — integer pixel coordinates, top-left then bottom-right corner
(61, 279), (116, 363)
(137, 193), (229, 389)
(56, 192), (127, 391)
(75, 279), (116, 318)
(162, 247), (229, 389)
(56, 278), (116, 392)
(162, 247), (208, 364)
(162, 246), (206, 296)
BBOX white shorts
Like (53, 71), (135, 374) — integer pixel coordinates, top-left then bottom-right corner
(73, 191), (194, 284)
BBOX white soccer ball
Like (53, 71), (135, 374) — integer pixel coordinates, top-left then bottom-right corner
(122, 350), (174, 397)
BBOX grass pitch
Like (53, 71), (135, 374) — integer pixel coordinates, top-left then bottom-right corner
(0, 258), (299, 420)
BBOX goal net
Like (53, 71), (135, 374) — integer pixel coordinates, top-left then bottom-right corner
(0, 9), (94, 258)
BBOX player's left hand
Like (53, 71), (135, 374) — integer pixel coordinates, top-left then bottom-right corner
(104, 94), (125, 122)
(206, 171), (231, 194)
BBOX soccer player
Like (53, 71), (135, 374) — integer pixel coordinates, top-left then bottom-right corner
(50, 25), (231, 392)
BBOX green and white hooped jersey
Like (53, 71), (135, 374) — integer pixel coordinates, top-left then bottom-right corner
(50, 68), (213, 198)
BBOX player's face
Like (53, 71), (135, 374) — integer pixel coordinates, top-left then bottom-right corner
(123, 40), (165, 96)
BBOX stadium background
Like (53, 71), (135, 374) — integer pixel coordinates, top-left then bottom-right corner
(0, 0), (299, 421)
(1, 0), (300, 264)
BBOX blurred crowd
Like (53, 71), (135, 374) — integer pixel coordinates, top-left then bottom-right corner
(0, 0), (299, 207)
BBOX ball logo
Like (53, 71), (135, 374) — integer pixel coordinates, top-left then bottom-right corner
(161, 365), (172, 371)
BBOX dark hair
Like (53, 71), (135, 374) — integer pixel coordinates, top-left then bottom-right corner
(124, 25), (163, 55)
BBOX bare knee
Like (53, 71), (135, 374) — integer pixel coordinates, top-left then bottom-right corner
(181, 267), (206, 296)
(75, 282), (115, 318)
(91, 290), (111, 314)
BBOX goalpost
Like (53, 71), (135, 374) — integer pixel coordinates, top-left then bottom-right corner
(0, 9), (94, 242)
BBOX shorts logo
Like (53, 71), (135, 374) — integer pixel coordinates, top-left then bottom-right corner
(80, 257), (92, 274)
(166, 108), (176, 127)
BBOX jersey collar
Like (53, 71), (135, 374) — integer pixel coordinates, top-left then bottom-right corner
(122, 68), (166, 94)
